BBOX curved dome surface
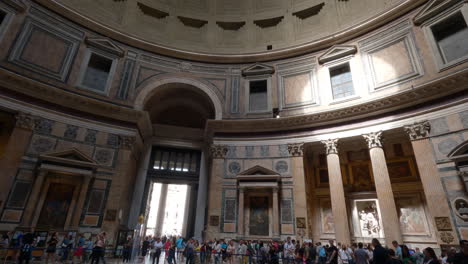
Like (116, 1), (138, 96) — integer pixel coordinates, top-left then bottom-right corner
(39, 0), (425, 62)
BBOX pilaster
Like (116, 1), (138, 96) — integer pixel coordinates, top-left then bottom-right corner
(405, 121), (459, 245)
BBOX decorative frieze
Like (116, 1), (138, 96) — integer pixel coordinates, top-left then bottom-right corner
(363, 131), (383, 149)
(210, 145), (228, 159)
(288, 143), (304, 157)
(34, 118), (54, 135)
(321, 138), (339, 155)
(404, 121), (431, 140)
(15, 112), (34, 130)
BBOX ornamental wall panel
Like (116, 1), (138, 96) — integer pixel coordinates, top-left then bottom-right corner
(359, 20), (424, 91)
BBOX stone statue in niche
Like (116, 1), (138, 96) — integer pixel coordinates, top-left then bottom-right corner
(357, 201), (380, 237)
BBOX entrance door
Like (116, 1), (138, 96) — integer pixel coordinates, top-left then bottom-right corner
(37, 183), (75, 229)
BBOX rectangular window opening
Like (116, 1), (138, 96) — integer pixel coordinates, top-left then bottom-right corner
(249, 80), (268, 112)
(330, 63), (354, 100)
(82, 53), (113, 92)
(431, 12), (468, 63)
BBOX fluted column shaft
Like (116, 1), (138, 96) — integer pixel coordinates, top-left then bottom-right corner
(405, 121), (458, 245)
(155, 183), (169, 237)
(322, 139), (351, 245)
(21, 170), (47, 227)
(364, 132), (402, 245)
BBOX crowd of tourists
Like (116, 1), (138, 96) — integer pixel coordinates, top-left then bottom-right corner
(137, 236), (468, 264)
(1, 230), (467, 264)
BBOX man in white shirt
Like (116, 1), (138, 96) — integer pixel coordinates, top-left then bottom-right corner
(152, 238), (163, 264)
(284, 237), (296, 264)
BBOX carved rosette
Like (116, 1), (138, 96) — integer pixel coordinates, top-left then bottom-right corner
(363, 131), (383, 149)
(288, 143), (304, 157)
(210, 145), (228, 159)
(120, 135), (136, 150)
(404, 121), (431, 141)
(15, 112), (34, 130)
(321, 138), (339, 155)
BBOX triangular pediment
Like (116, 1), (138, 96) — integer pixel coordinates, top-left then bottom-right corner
(40, 148), (98, 168)
(238, 165), (279, 176)
(242, 63), (275, 77)
(413, 0), (463, 25)
(85, 37), (125, 57)
(318, 45), (357, 64)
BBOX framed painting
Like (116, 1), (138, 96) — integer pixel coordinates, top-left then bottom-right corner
(296, 217), (306, 228)
(348, 161), (374, 191)
(395, 195), (430, 235)
(320, 199), (335, 234)
(386, 157), (418, 182)
(209, 215), (220, 226)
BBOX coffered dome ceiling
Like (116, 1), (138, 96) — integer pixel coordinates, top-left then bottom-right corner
(40, 0), (426, 62)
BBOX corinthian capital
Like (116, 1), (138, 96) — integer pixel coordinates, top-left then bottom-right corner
(288, 143), (304, 157)
(210, 145), (228, 159)
(15, 112), (34, 130)
(404, 121), (431, 141)
(363, 131), (383, 149)
(321, 139), (339, 155)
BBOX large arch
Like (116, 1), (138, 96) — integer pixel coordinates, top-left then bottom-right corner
(134, 75), (223, 120)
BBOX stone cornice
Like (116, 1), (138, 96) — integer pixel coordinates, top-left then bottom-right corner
(32, 0), (426, 63)
(0, 70), (151, 135)
(207, 68), (468, 134)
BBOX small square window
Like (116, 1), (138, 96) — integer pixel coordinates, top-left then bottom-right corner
(330, 63), (354, 100)
(431, 12), (468, 64)
(81, 53), (113, 92)
(249, 80), (268, 112)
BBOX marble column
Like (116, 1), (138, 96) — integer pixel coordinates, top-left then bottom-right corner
(405, 121), (458, 245)
(21, 169), (47, 227)
(321, 139), (351, 245)
(0, 112), (34, 212)
(194, 151), (208, 241)
(238, 187), (245, 236)
(272, 187), (279, 237)
(71, 175), (92, 228)
(182, 186), (192, 237)
(128, 143), (152, 228)
(363, 131), (402, 245)
(155, 184), (168, 237)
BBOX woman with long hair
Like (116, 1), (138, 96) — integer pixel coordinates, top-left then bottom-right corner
(423, 248), (440, 264)
(45, 232), (58, 264)
(401, 245), (415, 264)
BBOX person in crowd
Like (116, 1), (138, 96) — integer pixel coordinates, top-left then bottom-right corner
(176, 237), (186, 262)
(307, 241), (317, 264)
(318, 242), (327, 264)
(167, 243), (176, 264)
(355, 242), (369, 264)
(60, 234), (73, 263)
(73, 234), (85, 264)
(413, 248), (425, 264)
(83, 237), (93, 264)
(142, 237), (150, 258)
(46, 232), (59, 264)
(423, 247), (440, 264)
(389, 249), (403, 264)
(452, 240), (468, 264)
(18, 229), (34, 264)
(122, 236), (132, 263)
(339, 244), (352, 264)
(371, 239), (387, 264)
(393, 241), (403, 260)
(284, 237), (296, 264)
(153, 237), (163, 264)
(296, 242), (306, 264)
(91, 232), (106, 264)
(237, 240), (248, 264)
(213, 240), (222, 264)
(0, 233), (10, 260)
(401, 245), (415, 264)
(365, 244), (374, 264)
(327, 240), (339, 264)
(184, 238), (195, 264)
(226, 240), (235, 264)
